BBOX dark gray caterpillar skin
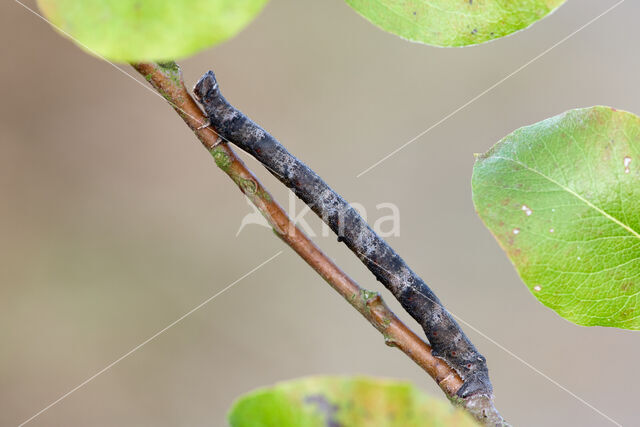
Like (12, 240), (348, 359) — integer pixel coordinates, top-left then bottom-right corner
(194, 71), (491, 398)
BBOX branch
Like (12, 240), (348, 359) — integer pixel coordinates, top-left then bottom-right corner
(132, 62), (506, 425)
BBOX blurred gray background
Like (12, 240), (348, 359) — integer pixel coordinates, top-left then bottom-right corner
(1, 0), (638, 426)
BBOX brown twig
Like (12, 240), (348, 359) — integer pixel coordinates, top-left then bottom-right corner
(132, 62), (506, 425)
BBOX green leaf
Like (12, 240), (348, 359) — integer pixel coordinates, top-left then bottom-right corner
(472, 106), (640, 330)
(37, 0), (268, 62)
(345, 0), (565, 47)
(228, 376), (478, 426)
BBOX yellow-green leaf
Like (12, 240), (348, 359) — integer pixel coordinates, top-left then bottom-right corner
(228, 376), (478, 426)
(37, 0), (268, 62)
(473, 106), (640, 329)
(346, 0), (565, 47)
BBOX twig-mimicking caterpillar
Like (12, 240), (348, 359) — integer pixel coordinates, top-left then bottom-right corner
(194, 70), (492, 399)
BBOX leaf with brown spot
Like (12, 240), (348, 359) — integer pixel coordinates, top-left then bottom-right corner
(228, 376), (478, 426)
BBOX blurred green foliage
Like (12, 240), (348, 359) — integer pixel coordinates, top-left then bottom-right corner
(228, 376), (478, 426)
(37, 0), (268, 62)
(346, 0), (565, 47)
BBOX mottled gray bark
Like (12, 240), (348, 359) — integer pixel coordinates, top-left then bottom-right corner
(194, 70), (492, 399)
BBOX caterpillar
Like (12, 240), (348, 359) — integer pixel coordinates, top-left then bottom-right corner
(194, 70), (492, 399)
